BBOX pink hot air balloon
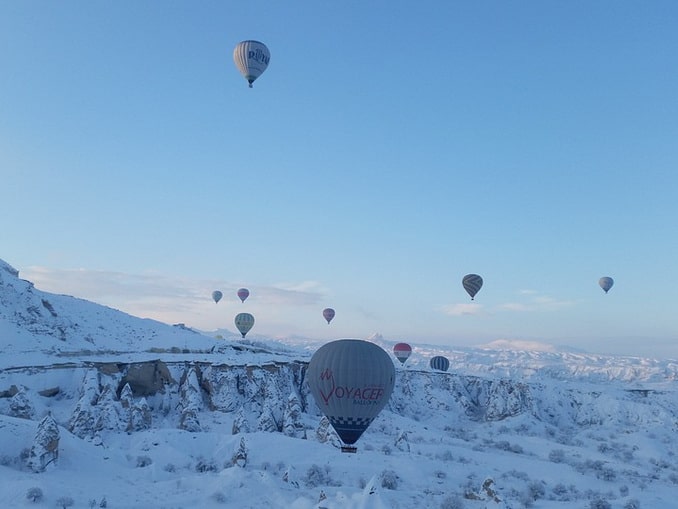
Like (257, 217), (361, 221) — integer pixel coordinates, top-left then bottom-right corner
(237, 288), (250, 303)
(393, 343), (412, 364)
(323, 308), (335, 324)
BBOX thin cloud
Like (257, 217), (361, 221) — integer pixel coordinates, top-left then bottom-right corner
(440, 303), (484, 316)
(498, 292), (575, 312)
(22, 266), (327, 312)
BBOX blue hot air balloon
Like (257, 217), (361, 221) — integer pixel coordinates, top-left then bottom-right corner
(599, 277), (614, 294)
(462, 274), (483, 300)
(307, 339), (395, 452)
(211, 290), (223, 304)
(430, 355), (450, 372)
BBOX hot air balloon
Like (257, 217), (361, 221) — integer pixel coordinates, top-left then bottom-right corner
(430, 355), (449, 371)
(211, 290), (223, 304)
(234, 312), (254, 338)
(323, 308), (335, 324)
(393, 343), (412, 365)
(233, 40), (270, 88)
(307, 339), (395, 452)
(237, 288), (250, 303)
(599, 277), (614, 294)
(462, 274), (483, 300)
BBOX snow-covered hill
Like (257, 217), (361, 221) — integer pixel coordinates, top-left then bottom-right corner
(1, 258), (676, 508)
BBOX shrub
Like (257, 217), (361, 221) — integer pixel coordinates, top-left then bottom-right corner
(380, 470), (399, 490)
(136, 455), (152, 467)
(440, 495), (465, 509)
(305, 464), (329, 488)
(548, 449), (566, 463)
(589, 499), (611, 509)
(624, 499), (641, 509)
(26, 487), (43, 503)
(56, 496), (75, 509)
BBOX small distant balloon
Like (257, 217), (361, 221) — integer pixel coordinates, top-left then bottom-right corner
(233, 40), (270, 88)
(234, 312), (255, 338)
(393, 343), (412, 364)
(599, 277), (614, 294)
(306, 339), (395, 451)
(211, 290), (223, 304)
(430, 355), (450, 372)
(462, 274), (483, 300)
(237, 288), (250, 303)
(323, 308), (335, 324)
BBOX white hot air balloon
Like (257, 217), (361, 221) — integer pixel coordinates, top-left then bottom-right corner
(235, 312), (255, 338)
(233, 40), (270, 88)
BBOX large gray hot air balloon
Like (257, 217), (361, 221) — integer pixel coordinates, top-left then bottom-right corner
(234, 312), (255, 338)
(233, 40), (270, 88)
(430, 355), (450, 371)
(462, 274), (483, 300)
(599, 276), (614, 294)
(211, 290), (223, 304)
(307, 339), (395, 452)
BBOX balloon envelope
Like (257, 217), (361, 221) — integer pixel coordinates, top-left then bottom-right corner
(233, 40), (270, 88)
(211, 290), (223, 304)
(430, 355), (450, 371)
(237, 288), (250, 303)
(323, 308), (335, 324)
(307, 339), (395, 446)
(393, 343), (412, 364)
(599, 277), (614, 293)
(234, 312), (255, 338)
(462, 274), (483, 300)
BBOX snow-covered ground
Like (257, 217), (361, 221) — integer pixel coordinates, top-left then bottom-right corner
(1, 258), (676, 508)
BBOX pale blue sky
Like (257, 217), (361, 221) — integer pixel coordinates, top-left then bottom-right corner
(2, 1), (677, 358)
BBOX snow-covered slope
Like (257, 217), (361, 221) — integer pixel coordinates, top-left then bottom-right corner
(1, 258), (676, 508)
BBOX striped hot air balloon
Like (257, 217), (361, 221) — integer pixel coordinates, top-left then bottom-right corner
(233, 40), (270, 88)
(234, 312), (255, 338)
(211, 290), (223, 304)
(307, 339), (395, 452)
(430, 355), (450, 372)
(462, 274), (483, 300)
(393, 343), (412, 364)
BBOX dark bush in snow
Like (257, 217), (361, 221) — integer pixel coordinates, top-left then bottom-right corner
(211, 491), (227, 503)
(589, 498), (611, 509)
(624, 498), (641, 509)
(305, 464), (329, 487)
(26, 487), (43, 502)
(56, 496), (75, 508)
(548, 449), (566, 463)
(195, 456), (218, 473)
(136, 455), (152, 467)
(380, 469), (399, 490)
(440, 495), (465, 509)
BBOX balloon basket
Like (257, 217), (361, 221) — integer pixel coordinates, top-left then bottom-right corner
(341, 445), (358, 454)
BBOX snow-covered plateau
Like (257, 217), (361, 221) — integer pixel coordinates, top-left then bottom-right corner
(0, 258), (676, 508)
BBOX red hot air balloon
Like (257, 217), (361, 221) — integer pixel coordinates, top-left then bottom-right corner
(307, 339), (395, 452)
(323, 308), (335, 324)
(237, 288), (250, 303)
(393, 343), (412, 364)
